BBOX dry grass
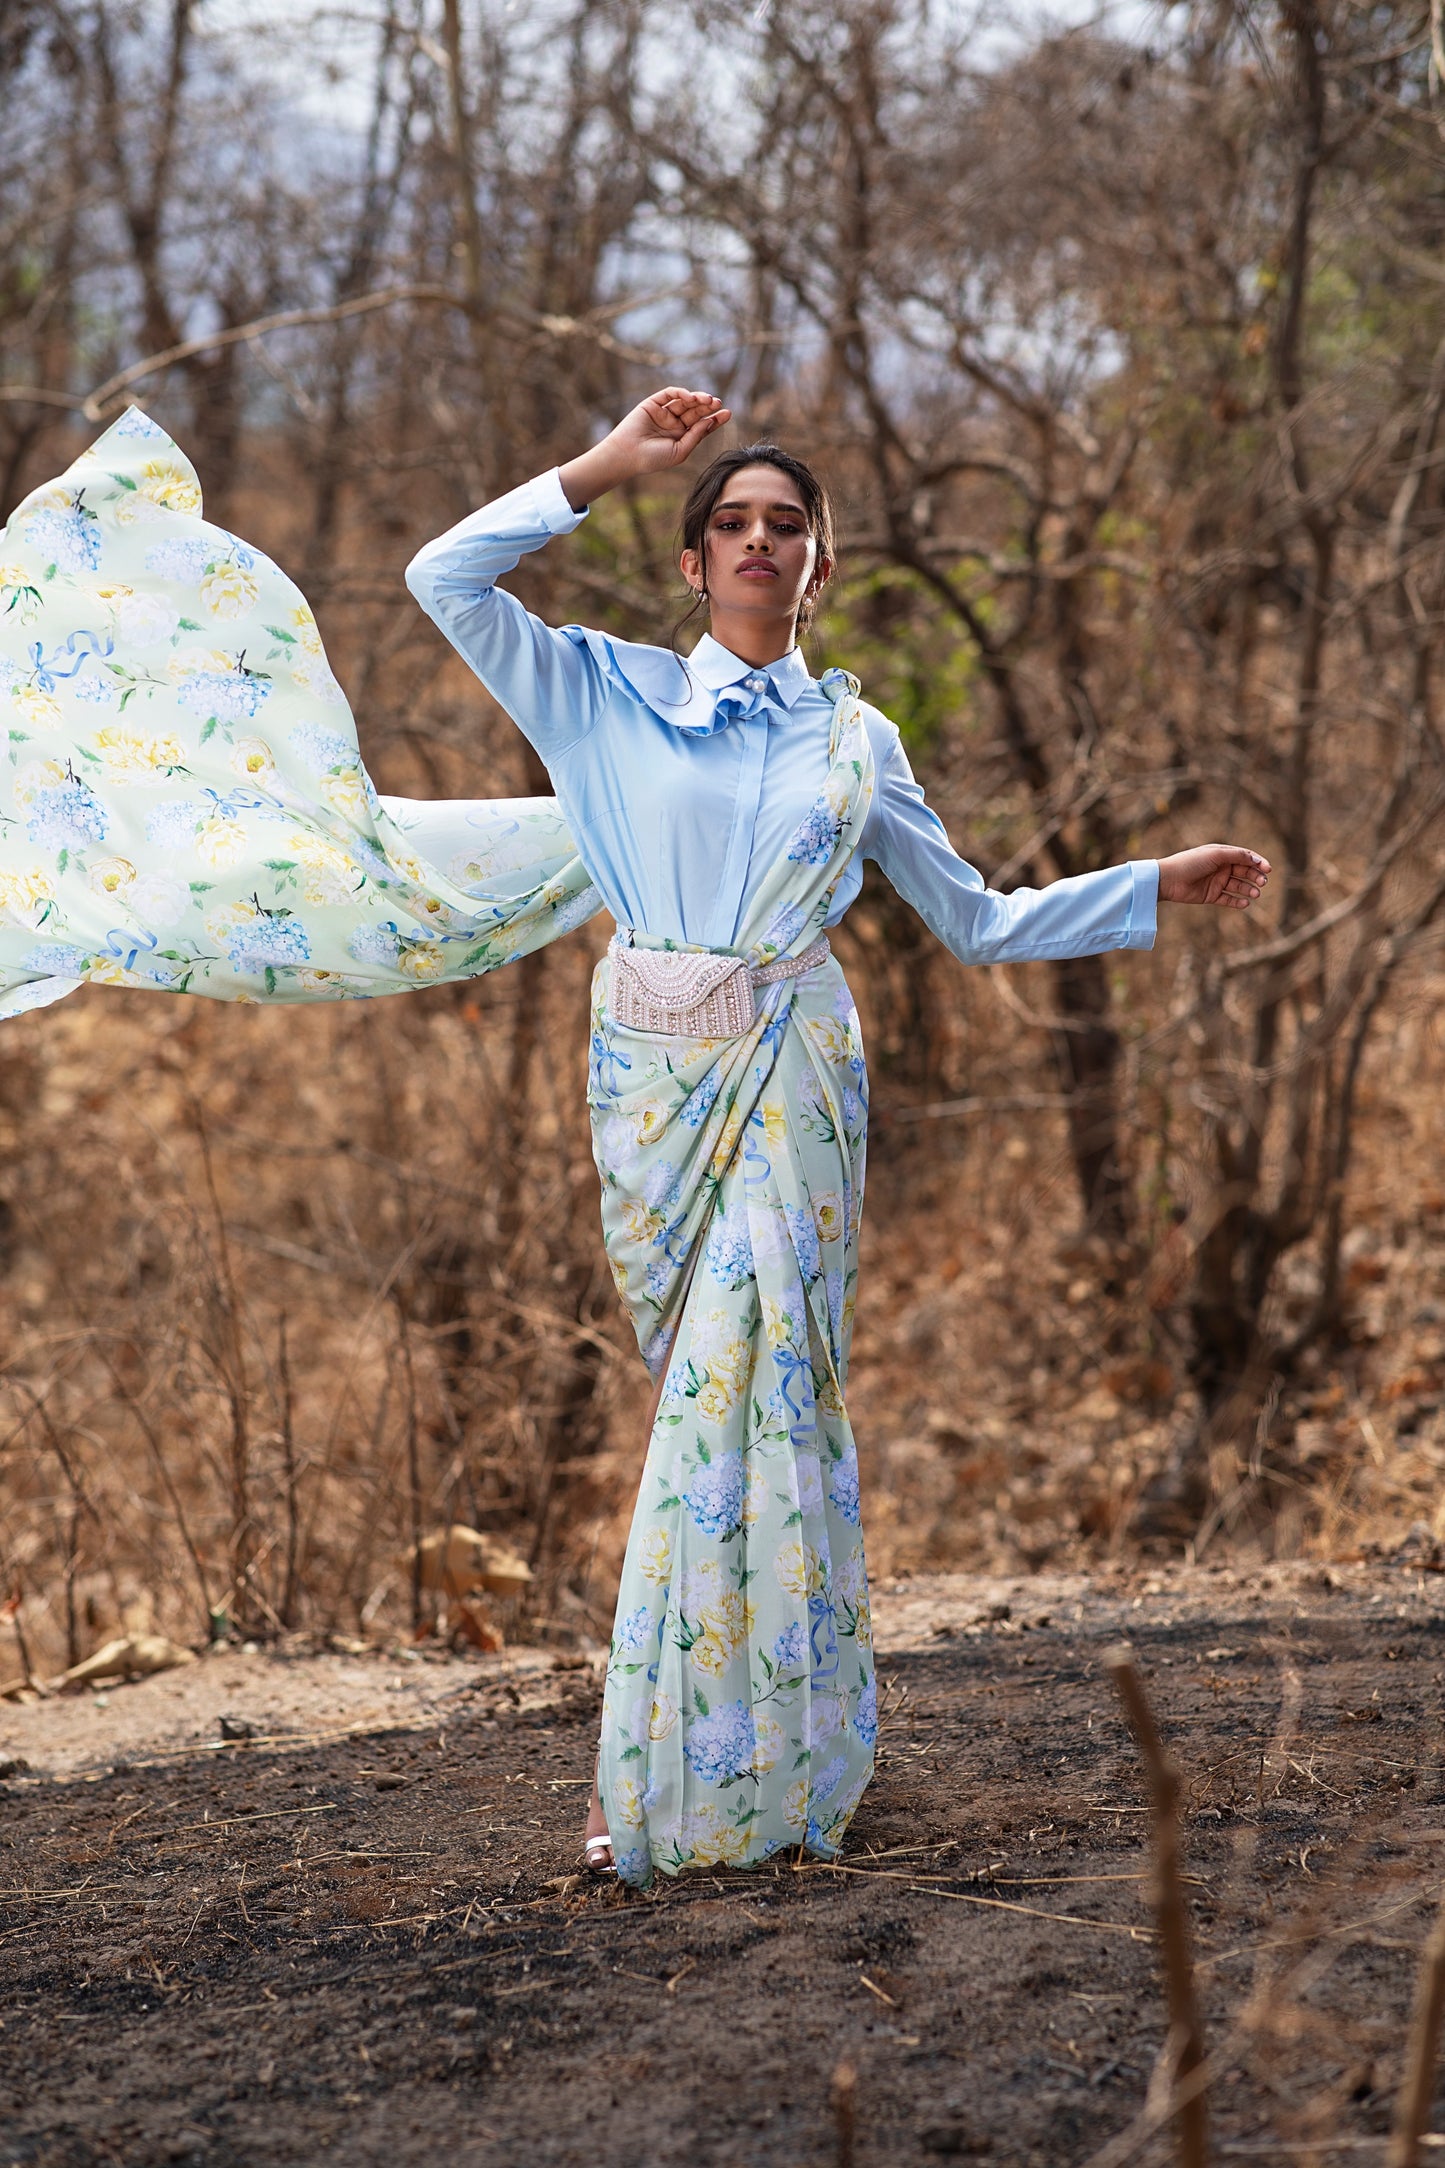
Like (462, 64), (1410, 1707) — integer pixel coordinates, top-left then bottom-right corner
(4, 886), (1443, 1683)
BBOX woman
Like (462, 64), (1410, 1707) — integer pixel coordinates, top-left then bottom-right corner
(402, 387), (1268, 1880)
(0, 388), (1266, 1885)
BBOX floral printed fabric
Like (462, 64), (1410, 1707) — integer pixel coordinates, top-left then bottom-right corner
(592, 672), (879, 1884)
(0, 412), (601, 1019)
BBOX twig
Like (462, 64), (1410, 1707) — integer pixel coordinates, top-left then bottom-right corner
(118, 1804), (337, 1843)
(832, 2058), (857, 2168)
(798, 1858), (1149, 1936)
(1, 1580), (35, 1692)
(277, 1313), (300, 1631)
(1106, 1645), (1209, 2168)
(1388, 1890), (1445, 2168)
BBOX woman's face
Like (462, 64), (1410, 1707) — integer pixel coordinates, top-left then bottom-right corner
(680, 464), (828, 632)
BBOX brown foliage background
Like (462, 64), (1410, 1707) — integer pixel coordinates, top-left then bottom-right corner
(5, 0), (1445, 1675)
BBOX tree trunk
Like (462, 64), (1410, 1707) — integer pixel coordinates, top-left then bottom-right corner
(1049, 950), (1130, 1243)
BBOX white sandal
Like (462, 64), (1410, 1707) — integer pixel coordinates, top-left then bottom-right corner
(583, 1832), (617, 1877)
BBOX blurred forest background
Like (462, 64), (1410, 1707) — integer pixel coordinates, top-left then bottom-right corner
(5, 0), (1445, 1676)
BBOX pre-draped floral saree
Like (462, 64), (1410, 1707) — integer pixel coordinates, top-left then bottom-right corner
(591, 681), (877, 1884)
(0, 412), (881, 1883)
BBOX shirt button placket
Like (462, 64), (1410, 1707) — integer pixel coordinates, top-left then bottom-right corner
(710, 710), (770, 948)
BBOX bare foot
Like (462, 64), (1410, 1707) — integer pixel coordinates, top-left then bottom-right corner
(583, 1770), (614, 1874)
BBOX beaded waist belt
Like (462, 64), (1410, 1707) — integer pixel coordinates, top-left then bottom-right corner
(606, 933), (832, 1039)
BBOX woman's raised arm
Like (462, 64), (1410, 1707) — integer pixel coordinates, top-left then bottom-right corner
(406, 389), (730, 762)
(558, 388), (730, 510)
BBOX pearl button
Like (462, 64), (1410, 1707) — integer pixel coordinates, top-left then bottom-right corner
(746, 676), (764, 692)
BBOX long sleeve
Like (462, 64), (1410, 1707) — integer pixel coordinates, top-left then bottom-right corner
(404, 467), (606, 759)
(865, 726), (1158, 964)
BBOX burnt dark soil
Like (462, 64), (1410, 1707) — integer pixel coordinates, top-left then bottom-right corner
(4, 1568), (1445, 2167)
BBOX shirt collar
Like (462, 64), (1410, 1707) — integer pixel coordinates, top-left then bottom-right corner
(687, 633), (815, 713)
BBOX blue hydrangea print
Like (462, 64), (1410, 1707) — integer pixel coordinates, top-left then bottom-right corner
(772, 1621), (805, 1669)
(682, 1452), (745, 1537)
(289, 722), (358, 775)
(786, 803), (839, 866)
(679, 1066), (722, 1129)
(614, 1604), (653, 1653)
(27, 781), (107, 849)
(643, 1159), (681, 1210)
(24, 503), (101, 574)
(19, 943), (88, 975)
(682, 1700), (756, 1784)
(763, 901), (806, 952)
(177, 668), (269, 724)
(145, 800), (200, 848)
(785, 1201), (821, 1283)
(227, 914), (310, 973)
(145, 537), (240, 582)
(705, 1201), (753, 1288)
(113, 409), (168, 441)
(347, 924), (402, 967)
(811, 1752), (847, 1802)
(71, 673), (117, 707)
(829, 1449), (861, 1526)
(854, 1676), (878, 1747)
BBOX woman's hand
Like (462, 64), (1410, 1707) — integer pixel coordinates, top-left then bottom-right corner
(559, 389), (731, 511)
(1158, 844), (1271, 908)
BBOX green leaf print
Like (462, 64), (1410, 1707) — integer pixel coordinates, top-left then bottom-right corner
(693, 1688), (709, 1718)
(108, 472), (138, 490)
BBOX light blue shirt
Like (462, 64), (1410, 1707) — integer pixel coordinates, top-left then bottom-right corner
(405, 468), (1158, 960)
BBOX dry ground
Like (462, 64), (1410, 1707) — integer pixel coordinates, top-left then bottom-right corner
(3, 1561), (1444, 2168)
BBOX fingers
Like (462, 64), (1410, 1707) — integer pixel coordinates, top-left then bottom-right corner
(1160, 843), (1271, 907)
(645, 388), (727, 439)
(1218, 845), (1271, 878)
(677, 407), (732, 455)
(1214, 851), (1269, 908)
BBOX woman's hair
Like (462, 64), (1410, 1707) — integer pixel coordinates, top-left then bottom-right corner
(673, 442), (836, 649)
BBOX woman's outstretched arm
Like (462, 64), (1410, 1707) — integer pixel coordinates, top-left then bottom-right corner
(864, 725), (1268, 965)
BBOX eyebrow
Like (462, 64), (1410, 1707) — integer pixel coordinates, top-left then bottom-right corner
(712, 497), (809, 517)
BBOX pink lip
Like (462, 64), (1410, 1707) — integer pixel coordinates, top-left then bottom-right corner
(735, 562), (777, 578)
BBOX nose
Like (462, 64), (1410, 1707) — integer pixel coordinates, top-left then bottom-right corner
(744, 527), (772, 552)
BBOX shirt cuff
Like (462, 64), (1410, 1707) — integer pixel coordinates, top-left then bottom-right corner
(1124, 859), (1159, 950)
(532, 466), (590, 533)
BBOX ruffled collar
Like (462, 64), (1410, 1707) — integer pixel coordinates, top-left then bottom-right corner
(558, 625), (818, 736)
